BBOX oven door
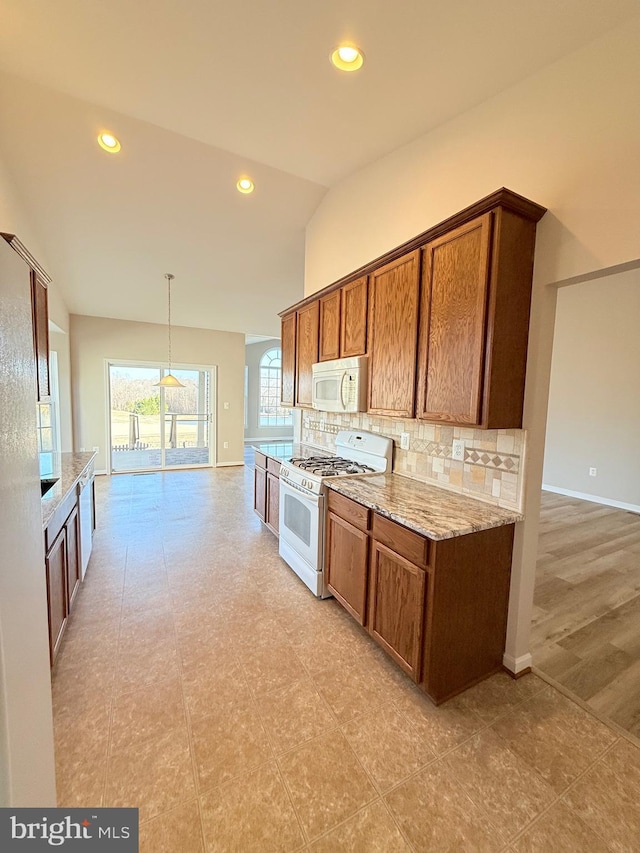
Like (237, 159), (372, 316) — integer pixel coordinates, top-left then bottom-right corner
(278, 478), (326, 595)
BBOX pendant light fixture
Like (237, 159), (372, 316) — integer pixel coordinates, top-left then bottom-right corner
(155, 273), (185, 388)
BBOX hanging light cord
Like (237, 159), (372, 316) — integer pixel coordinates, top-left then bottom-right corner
(165, 273), (175, 374)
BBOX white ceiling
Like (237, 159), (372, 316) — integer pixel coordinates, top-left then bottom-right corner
(1, 0), (638, 337)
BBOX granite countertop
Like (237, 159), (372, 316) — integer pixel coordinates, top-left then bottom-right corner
(251, 442), (331, 463)
(41, 451), (96, 529)
(326, 473), (523, 541)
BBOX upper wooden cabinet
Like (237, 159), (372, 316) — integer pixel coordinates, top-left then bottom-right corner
(319, 290), (341, 362)
(2, 234), (52, 402)
(31, 272), (51, 401)
(367, 251), (421, 418)
(340, 276), (368, 357)
(280, 312), (296, 408)
(278, 189), (545, 427)
(416, 207), (538, 428)
(319, 276), (368, 362)
(295, 301), (319, 408)
(416, 214), (491, 426)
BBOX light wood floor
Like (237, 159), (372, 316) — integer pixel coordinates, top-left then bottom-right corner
(533, 491), (640, 737)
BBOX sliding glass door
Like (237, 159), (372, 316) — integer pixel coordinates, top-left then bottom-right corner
(109, 363), (213, 473)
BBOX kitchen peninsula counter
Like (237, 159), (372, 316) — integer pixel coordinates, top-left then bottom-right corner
(41, 451), (96, 529)
(325, 473), (522, 541)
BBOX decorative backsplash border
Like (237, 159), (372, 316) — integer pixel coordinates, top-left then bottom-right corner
(300, 413), (526, 512)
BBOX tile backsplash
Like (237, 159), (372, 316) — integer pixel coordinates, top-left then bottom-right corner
(299, 411), (526, 512)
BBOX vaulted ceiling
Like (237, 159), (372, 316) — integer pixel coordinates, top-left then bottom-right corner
(1, 0), (638, 337)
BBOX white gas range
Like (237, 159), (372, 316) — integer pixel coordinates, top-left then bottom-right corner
(278, 430), (393, 597)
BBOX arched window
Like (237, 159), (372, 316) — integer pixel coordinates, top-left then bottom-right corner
(259, 347), (293, 427)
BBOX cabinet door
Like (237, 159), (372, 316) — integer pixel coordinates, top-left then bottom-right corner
(319, 290), (341, 362)
(325, 511), (369, 625)
(65, 504), (81, 610)
(416, 213), (492, 425)
(265, 472), (280, 535)
(31, 271), (50, 400)
(368, 540), (426, 681)
(367, 251), (420, 417)
(45, 528), (67, 665)
(280, 313), (296, 408)
(340, 276), (368, 357)
(254, 465), (266, 521)
(295, 301), (319, 408)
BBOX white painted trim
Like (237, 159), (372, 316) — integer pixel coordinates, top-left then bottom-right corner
(542, 484), (640, 514)
(502, 651), (533, 675)
(216, 461), (244, 467)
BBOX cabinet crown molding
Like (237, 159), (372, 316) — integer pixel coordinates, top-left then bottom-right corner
(1, 232), (52, 284)
(279, 187), (546, 317)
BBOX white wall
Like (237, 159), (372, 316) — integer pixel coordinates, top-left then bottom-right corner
(70, 314), (246, 471)
(303, 17), (640, 672)
(244, 339), (294, 441)
(0, 159), (57, 805)
(543, 269), (640, 510)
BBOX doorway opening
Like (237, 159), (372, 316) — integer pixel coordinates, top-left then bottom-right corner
(532, 264), (640, 737)
(108, 362), (215, 473)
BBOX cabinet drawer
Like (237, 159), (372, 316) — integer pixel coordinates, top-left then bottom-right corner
(45, 488), (77, 551)
(327, 490), (370, 531)
(372, 513), (429, 567)
(254, 451), (267, 470)
(267, 457), (281, 476)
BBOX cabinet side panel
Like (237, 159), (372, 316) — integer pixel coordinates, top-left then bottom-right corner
(423, 524), (514, 703)
(483, 210), (537, 428)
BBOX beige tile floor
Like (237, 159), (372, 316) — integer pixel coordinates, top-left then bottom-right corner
(52, 467), (640, 851)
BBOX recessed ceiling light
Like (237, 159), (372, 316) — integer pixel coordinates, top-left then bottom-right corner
(237, 178), (254, 194)
(97, 133), (121, 153)
(331, 44), (364, 72)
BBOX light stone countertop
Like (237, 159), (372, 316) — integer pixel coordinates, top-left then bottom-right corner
(325, 473), (523, 541)
(41, 451), (96, 529)
(251, 442), (331, 463)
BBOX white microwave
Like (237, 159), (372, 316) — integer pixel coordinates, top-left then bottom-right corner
(311, 356), (368, 413)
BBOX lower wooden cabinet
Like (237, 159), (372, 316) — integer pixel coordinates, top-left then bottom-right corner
(44, 486), (85, 665)
(325, 511), (369, 625)
(254, 464), (267, 522)
(45, 527), (67, 665)
(65, 503), (81, 610)
(368, 540), (426, 681)
(325, 490), (515, 703)
(253, 451), (280, 536)
(266, 472), (280, 536)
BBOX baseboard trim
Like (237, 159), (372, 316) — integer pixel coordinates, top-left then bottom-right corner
(216, 461), (244, 467)
(502, 652), (533, 675)
(542, 484), (640, 514)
